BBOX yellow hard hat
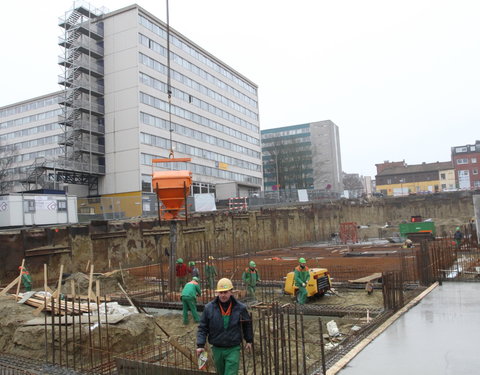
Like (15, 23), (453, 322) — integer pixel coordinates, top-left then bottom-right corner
(215, 278), (233, 292)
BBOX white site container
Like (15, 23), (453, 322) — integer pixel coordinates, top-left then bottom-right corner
(0, 193), (78, 227)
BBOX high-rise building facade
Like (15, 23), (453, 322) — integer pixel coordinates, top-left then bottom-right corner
(261, 120), (343, 195)
(0, 3), (262, 199)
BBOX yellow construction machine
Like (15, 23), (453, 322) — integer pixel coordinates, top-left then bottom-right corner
(284, 268), (332, 298)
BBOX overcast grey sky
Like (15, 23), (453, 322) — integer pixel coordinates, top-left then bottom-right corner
(1, 1), (479, 177)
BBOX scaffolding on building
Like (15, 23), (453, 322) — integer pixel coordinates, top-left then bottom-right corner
(56, 1), (108, 194)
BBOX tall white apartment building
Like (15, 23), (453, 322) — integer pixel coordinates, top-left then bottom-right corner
(0, 2), (262, 200)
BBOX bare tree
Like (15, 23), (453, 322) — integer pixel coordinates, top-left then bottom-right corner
(264, 138), (312, 190)
(342, 173), (364, 198)
(0, 142), (18, 194)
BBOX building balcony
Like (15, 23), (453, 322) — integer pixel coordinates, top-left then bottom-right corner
(58, 75), (104, 97)
(58, 55), (104, 77)
(58, 114), (105, 135)
(59, 11), (104, 41)
(58, 36), (103, 58)
(58, 97), (104, 116)
(47, 159), (105, 175)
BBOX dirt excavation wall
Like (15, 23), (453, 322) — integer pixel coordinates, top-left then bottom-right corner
(0, 192), (475, 282)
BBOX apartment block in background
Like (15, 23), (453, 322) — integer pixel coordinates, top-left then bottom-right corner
(261, 120), (343, 195)
(375, 160), (454, 196)
(451, 141), (480, 190)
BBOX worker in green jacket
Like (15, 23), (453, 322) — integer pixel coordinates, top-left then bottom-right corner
(19, 266), (32, 292)
(294, 258), (310, 305)
(205, 256), (218, 289)
(242, 261), (260, 300)
(181, 276), (201, 325)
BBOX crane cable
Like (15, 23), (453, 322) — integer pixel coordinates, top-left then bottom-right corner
(166, 0), (174, 159)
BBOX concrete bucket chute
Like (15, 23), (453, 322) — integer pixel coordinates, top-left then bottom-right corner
(152, 158), (192, 221)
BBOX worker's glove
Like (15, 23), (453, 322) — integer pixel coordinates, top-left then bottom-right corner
(302, 283), (306, 287)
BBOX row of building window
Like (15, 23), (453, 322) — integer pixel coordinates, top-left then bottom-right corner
(1, 135), (59, 153)
(456, 157), (478, 164)
(23, 199), (67, 213)
(0, 109), (62, 131)
(140, 132), (261, 172)
(140, 112), (260, 159)
(139, 35), (258, 111)
(262, 134), (312, 146)
(139, 70), (258, 136)
(139, 15), (257, 95)
(13, 147), (63, 163)
(142, 174), (216, 195)
(261, 126), (310, 139)
(0, 96), (59, 119)
(139, 92), (260, 146)
(141, 153), (261, 185)
(454, 145), (477, 153)
(0, 122), (60, 142)
(458, 169), (479, 177)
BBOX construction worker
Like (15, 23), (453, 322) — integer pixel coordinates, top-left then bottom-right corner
(189, 261), (200, 278)
(205, 256), (218, 290)
(402, 239), (413, 248)
(197, 278), (253, 375)
(242, 261), (260, 300)
(454, 227), (464, 250)
(175, 258), (188, 291)
(181, 276), (201, 325)
(365, 281), (374, 295)
(294, 258), (310, 305)
(19, 266), (32, 292)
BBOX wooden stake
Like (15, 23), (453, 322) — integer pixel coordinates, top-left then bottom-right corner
(0, 276), (21, 296)
(117, 283), (138, 313)
(42, 264), (53, 293)
(119, 262), (125, 287)
(70, 279), (76, 298)
(96, 279), (100, 298)
(87, 265), (95, 301)
(43, 264), (48, 292)
(15, 259), (25, 301)
(52, 265), (64, 299)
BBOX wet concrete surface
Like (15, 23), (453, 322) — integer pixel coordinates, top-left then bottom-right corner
(338, 282), (480, 375)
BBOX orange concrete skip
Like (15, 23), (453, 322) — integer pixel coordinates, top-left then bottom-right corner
(152, 170), (192, 189)
(152, 170), (192, 220)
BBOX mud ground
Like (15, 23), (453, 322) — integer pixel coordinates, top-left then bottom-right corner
(0, 281), (418, 374)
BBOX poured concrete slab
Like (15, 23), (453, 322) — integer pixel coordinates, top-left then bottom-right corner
(337, 282), (480, 375)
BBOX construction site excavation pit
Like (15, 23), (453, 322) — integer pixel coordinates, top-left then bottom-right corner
(0, 237), (442, 374)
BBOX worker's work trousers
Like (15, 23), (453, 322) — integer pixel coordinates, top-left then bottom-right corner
(297, 286), (307, 305)
(177, 276), (187, 291)
(181, 296), (199, 324)
(24, 283), (32, 292)
(207, 276), (215, 290)
(246, 284), (256, 300)
(212, 345), (241, 375)
(455, 239), (462, 250)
